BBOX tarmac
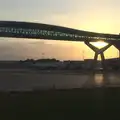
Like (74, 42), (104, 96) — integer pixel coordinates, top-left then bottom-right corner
(0, 68), (119, 91)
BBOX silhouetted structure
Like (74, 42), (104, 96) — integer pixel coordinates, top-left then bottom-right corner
(1, 21), (120, 70)
(105, 58), (120, 70)
(85, 41), (112, 70)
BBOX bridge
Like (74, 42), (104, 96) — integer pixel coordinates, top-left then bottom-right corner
(0, 21), (120, 69)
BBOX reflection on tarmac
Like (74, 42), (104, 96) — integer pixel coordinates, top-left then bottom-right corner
(83, 73), (106, 88)
(94, 74), (104, 86)
(84, 72), (120, 88)
(0, 69), (119, 91)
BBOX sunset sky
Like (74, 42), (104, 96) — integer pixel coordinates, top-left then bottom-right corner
(0, 0), (120, 60)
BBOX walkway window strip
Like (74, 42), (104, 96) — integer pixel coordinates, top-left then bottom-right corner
(0, 27), (119, 40)
(0, 27), (77, 38)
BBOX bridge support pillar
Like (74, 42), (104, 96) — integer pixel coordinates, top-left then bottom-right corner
(84, 41), (112, 70)
(112, 41), (120, 58)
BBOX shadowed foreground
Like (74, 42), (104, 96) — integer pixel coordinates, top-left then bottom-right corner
(0, 88), (120, 120)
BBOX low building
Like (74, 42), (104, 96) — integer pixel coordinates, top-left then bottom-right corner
(62, 61), (84, 70)
(105, 58), (120, 70)
(84, 59), (94, 69)
(30, 61), (62, 70)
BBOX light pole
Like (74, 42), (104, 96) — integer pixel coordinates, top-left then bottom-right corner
(82, 50), (85, 61)
(42, 52), (45, 59)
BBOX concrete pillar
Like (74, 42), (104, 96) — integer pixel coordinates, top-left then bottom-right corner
(84, 41), (112, 70)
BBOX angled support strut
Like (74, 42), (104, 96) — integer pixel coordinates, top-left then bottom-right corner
(84, 41), (112, 70)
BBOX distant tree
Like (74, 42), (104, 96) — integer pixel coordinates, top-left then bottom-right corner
(36, 58), (59, 63)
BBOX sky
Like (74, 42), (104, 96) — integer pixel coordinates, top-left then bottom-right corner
(0, 0), (120, 60)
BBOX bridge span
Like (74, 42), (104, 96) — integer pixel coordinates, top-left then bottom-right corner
(0, 20), (120, 69)
(0, 21), (120, 42)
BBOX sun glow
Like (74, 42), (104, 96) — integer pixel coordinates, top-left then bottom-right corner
(91, 41), (108, 49)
